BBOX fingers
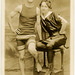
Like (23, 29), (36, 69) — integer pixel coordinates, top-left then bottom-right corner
(15, 29), (21, 34)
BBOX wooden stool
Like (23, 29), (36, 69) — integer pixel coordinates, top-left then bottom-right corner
(34, 31), (64, 75)
(52, 48), (64, 75)
(34, 48), (64, 75)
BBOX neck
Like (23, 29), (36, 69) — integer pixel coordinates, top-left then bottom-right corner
(43, 10), (49, 17)
(25, 1), (34, 8)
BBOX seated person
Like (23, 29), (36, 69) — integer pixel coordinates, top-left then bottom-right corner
(36, 0), (68, 70)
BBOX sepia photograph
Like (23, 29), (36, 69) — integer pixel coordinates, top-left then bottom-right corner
(1, 0), (73, 75)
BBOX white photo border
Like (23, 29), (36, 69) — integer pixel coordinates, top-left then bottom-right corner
(1, 0), (74, 75)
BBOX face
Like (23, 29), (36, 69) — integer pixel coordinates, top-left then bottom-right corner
(40, 2), (49, 14)
(27, 0), (33, 3)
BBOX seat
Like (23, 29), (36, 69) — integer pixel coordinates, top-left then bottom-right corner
(37, 47), (64, 70)
(34, 47), (64, 75)
(34, 32), (65, 75)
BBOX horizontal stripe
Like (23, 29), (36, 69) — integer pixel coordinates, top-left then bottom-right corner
(17, 45), (25, 50)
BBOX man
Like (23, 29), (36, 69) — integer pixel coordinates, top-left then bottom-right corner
(8, 0), (42, 75)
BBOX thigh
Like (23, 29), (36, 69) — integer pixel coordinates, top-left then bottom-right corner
(53, 35), (67, 49)
(17, 40), (27, 51)
(17, 40), (25, 46)
(19, 50), (25, 59)
(36, 41), (47, 50)
(17, 40), (26, 58)
(27, 37), (36, 50)
(27, 36), (36, 45)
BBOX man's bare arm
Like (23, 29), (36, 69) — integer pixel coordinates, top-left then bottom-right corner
(36, 7), (42, 40)
(8, 5), (22, 33)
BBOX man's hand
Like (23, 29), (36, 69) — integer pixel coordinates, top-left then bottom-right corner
(14, 29), (21, 34)
(47, 40), (55, 48)
(45, 38), (55, 48)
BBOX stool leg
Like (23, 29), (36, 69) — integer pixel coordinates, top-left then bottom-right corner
(61, 49), (64, 70)
(43, 51), (46, 68)
(34, 59), (36, 70)
(52, 52), (55, 71)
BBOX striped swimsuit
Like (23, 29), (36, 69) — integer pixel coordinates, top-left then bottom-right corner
(17, 4), (37, 46)
(18, 4), (36, 35)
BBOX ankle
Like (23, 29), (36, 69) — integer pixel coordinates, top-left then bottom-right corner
(48, 63), (53, 70)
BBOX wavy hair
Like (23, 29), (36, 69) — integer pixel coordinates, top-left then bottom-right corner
(39, 0), (52, 9)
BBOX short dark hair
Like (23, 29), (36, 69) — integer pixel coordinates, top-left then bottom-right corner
(39, 0), (52, 9)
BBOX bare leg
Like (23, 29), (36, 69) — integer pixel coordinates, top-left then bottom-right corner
(28, 42), (42, 72)
(18, 50), (25, 75)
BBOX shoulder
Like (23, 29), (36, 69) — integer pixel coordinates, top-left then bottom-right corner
(52, 12), (62, 21)
(47, 11), (53, 19)
(47, 11), (53, 16)
(50, 12), (59, 17)
(15, 5), (22, 13)
(51, 12), (58, 17)
(47, 11), (54, 18)
(36, 7), (40, 15)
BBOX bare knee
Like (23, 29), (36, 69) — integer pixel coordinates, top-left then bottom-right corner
(17, 45), (25, 61)
(28, 43), (37, 53)
(28, 43), (38, 57)
(28, 47), (37, 56)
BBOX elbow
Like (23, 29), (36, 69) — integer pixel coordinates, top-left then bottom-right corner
(8, 14), (12, 22)
(64, 21), (69, 27)
(8, 12), (14, 20)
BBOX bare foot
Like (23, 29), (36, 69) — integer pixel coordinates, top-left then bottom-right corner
(48, 63), (53, 71)
(36, 63), (42, 72)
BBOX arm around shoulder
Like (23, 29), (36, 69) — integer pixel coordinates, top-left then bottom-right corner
(36, 7), (42, 40)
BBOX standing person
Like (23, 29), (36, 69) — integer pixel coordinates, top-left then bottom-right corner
(37, 0), (68, 70)
(8, 0), (42, 75)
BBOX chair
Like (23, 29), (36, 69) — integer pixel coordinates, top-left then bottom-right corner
(34, 32), (65, 75)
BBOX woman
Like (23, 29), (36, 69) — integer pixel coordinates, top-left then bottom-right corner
(8, 0), (42, 74)
(37, 0), (68, 69)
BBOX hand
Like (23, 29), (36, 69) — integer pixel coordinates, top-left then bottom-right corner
(8, 22), (20, 34)
(46, 39), (55, 48)
(12, 28), (21, 34)
(14, 29), (21, 34)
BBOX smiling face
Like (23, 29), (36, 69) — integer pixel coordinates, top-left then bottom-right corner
(40, 2), (49, 14)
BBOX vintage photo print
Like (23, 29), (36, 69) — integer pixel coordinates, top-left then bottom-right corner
(1, 0), (74, 75)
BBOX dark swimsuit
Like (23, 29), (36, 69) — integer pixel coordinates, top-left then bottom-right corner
(17, 4), (37, 46)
